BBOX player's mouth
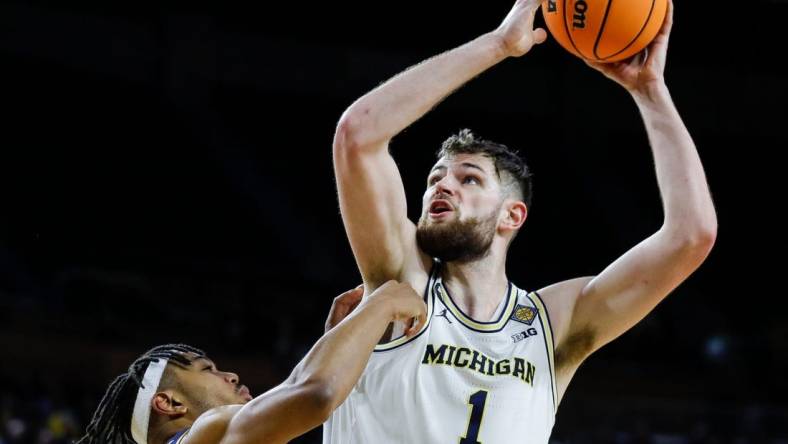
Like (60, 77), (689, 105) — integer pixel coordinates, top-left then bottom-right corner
(237, 385), (253, 401)
(428, 199), (455, 219)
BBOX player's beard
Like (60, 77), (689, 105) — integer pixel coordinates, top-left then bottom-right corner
(416, 208), (498, 263)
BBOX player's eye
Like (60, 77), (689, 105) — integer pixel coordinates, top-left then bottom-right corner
(463, 176), (479, 185)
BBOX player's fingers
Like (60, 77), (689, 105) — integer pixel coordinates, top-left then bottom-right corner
(583, 58), (607, 74)
(404, 317), (417, 337)
(652, 2), (672, 60)
(416, 308), (428, 332)
(336, 286), (364, 306)
(405, 317), (422, 337)
(347, 298), (362, 315)
(326, 286), (365, 332)
(660, 0), (674, 38)
(416, 299), (427, 317)
(522, 0), (542, 12)
(533, 28), (547, 44)
(405, 301), (428, 336)
(324, 310), (339, 333)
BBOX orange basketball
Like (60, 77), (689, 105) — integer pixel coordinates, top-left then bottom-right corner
(541, 0), (667, 63)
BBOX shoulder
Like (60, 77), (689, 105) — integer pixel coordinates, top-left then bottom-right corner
(180, 405), (244, 444)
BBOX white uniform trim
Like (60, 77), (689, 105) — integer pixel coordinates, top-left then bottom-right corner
(436, 281), (518, 332)
(130, 358), (169, 444)
(527, 291), (557, 412)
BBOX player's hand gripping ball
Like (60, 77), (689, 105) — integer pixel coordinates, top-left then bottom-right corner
(541, 0), (667, 62)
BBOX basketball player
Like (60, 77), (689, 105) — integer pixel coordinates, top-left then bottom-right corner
(326, 0), (716, 442)
(76, 281), (426, 444)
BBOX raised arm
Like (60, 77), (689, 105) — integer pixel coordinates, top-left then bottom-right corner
(543, 0), (717, 376)
(333, 0), (547, 288)
(184, 283), (427, 444)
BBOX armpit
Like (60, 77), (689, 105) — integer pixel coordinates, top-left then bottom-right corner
(555, 326), (596, 372)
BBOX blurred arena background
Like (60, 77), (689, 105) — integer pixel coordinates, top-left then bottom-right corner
(1, 0), (786, 442)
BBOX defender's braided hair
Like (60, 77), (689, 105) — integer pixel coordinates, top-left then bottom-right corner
(76, 344), (206, 444)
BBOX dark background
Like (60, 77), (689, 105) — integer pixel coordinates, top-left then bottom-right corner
(1, 0), (786, 442)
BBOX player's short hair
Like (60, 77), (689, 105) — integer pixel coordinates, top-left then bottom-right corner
(438, 129), (533, 209)
(76, 344), (206, 444)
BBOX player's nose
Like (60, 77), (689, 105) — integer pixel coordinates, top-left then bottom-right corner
(434, 177), (456, 196)
(222, 371), (239, 385)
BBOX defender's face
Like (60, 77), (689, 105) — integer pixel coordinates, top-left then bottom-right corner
(421, 153), (503, 226)
(174, 356), (253, 410)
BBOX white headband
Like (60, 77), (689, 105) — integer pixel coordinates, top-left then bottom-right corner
(130, 358), (169, 444)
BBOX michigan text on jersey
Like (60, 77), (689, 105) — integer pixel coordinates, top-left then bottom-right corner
(421, 344), (536, 385)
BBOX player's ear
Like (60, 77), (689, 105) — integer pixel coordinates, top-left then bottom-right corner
(501, 199), (527, 232)
(152, 391), (188, 418)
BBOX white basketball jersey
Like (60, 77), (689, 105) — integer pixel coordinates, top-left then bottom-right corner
(324, 263), (557, 444)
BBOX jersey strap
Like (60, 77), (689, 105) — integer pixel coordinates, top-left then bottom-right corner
(526, 290), (557, 412)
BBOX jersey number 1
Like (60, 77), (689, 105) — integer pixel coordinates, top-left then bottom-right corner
(459, 390), (488, 444)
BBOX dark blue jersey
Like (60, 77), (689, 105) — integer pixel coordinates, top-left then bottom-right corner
(166, 428), (189, 444)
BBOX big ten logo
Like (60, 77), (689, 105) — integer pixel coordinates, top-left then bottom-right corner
(512, 328), (538, 343)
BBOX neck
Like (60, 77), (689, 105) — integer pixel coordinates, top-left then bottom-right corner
(441, 242), (509, 322)
(148, 418), (192, 444)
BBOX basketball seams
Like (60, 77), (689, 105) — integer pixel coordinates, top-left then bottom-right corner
(562, 0), (588, 59)
(592, 0), (615, 60)
(546, 0), (664, 63)
(601, 0), (657, 61)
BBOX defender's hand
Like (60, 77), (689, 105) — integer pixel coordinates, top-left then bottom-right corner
(325, 286), (364, 333)
(367, 281), (428, 338)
